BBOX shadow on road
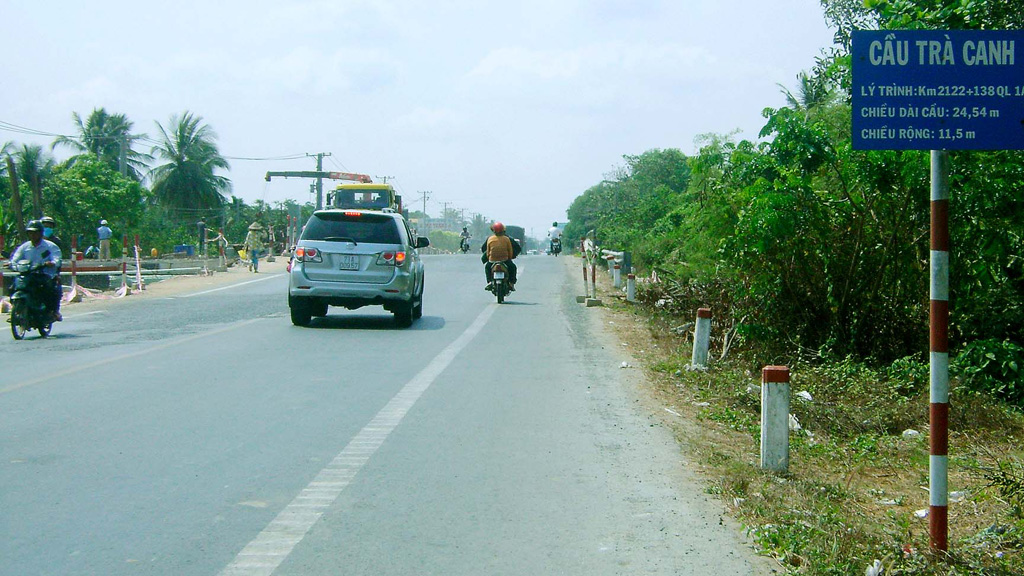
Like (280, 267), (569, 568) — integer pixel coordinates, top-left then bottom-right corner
(303, 315), (446, 331)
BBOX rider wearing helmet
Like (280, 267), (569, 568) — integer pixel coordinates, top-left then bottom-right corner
(547, 221), (562, 253)
(10, 220), (63, 321)
(39, 215), (67, 254)
(481, 221), (519, 290)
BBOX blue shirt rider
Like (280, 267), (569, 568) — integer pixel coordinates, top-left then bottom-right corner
(10, 220), (63, 321)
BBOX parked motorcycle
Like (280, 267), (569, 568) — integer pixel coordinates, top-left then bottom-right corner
(550, 237), (562, 256)
(490, 261), (510, 303)
(8, 260), (55, 340)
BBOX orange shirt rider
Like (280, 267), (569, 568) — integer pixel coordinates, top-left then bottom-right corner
(485, 234), (515, 262)
(482, 222), (519, 288)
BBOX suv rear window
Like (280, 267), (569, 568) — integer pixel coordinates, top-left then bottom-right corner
(302, 213), (402, 244)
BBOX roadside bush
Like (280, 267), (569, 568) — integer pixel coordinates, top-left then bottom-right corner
(954, 339), (1024, 406)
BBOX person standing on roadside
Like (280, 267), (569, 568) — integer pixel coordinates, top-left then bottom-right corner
(97, 219), (113, 260)
(197, 218), (207, 257)
(243, 222), (265, 273)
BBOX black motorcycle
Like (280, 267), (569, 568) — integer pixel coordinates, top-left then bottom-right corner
(490, 261), (510, 303)
(460, 236), (471, 253)
(550, 237), (562, 256)
(8, 261), (55, 340)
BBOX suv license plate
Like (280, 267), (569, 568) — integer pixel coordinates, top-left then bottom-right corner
(339, 255), (360, 270)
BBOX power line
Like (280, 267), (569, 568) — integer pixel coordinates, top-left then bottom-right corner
(0, 118), (307, 162)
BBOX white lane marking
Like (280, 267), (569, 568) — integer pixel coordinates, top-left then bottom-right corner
(180, 273), (284, 298)
(219, 304), (499, 576)
(62, 310), (106, 319)
(0, 318), (264, 396)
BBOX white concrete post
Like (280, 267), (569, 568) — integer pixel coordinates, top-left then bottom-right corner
(626, 273), (636, 302)
(691, 308), (711, 367)
(613, 264), (622, 288)
(606, 255), (615, 278)
(760, 366), (791, 473)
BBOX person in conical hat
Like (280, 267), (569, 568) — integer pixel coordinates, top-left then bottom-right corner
(243, 223), (266, 272)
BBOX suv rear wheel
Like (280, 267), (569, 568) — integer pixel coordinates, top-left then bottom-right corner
(289, 296), (312, 327)
(393, 300), (414, 327)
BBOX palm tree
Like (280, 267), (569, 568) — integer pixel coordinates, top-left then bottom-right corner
(52, 108), (150, 181)
(15, 144), (56, 219)
(148, 111), (231, 213)
(778, 71), (835, 116)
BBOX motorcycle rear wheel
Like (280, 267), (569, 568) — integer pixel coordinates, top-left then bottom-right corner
(10, 301), (27, 340)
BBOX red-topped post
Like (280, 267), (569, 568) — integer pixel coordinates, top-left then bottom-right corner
(760, 366), (791, 473)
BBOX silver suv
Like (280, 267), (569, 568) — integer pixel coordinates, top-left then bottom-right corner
(288, 209), (429, 327)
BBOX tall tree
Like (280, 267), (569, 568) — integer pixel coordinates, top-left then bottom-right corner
(52, 108), (150, 181)
(3, 141), (26, 241)
(15, 144), (56, 219)
(148, 111), (231, 215)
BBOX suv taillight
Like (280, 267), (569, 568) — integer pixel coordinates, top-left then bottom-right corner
(376, 251), (407, 266)
(295, 247), (322, 263)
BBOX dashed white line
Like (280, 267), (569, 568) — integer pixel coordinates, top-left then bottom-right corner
(218, 303), (498, 576)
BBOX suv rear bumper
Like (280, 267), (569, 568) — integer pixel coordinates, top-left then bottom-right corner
(288, 267), (418, 311)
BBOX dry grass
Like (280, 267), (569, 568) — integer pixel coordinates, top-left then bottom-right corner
(594, 276), (1024, 575)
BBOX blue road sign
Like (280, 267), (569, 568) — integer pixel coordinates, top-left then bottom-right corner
(852, 30), (1024, 150)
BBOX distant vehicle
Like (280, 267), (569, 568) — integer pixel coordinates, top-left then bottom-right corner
(505, 225), (526, 254)
(328, 183), (403, 214)
(288, 209), (429, 327)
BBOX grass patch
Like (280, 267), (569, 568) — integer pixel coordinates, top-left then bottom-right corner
(604, 295), (1024, 575)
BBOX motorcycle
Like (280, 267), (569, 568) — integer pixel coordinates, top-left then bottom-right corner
(490, 261), (510, 303)
(8, 260), (55, 340)
(459, 236), (471, 253)
(550, 237), (561, 257)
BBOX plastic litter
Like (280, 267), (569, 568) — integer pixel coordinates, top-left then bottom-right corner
(950, 491), (966, 503)
(796, 390), (813, 402)
(902, 429), (921, 438)
(788, 414), (802, 432)
(865, 559), (883, 576)
(914, 508), (929, 519)
(619, 361), (631, 369)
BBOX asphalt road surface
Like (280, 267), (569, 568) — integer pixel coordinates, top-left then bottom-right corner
(0, 255), (772, 575)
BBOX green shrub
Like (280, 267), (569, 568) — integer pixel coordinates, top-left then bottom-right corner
(954, 339), (1024, 406)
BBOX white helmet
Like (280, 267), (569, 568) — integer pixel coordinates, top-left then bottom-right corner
(100, 219), (108, 225)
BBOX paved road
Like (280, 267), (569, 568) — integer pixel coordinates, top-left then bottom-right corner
(0, 255), (770, 575)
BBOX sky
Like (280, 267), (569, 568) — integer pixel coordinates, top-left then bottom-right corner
(1, 0), (836, 239)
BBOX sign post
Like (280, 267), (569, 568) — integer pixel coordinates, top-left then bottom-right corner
(853, 29), (1024, 553)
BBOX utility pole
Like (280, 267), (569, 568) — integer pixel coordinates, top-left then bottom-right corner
(417, 191), (431, 217)
(377, 175), (395, 184)
(442, 202), (451, 231)
(306, 152), (332, 209)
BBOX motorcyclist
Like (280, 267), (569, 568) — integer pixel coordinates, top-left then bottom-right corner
(547, 221), (562, 253)
(10, 220), (63, 321)
(459, 226), (471, 252)
(39, 216), (68, 254)
(481, 222), (519, 291)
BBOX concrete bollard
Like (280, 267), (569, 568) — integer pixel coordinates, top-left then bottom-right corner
(613, 264), (622, 288)
(626, 273), (636, 302)
(691, 308), (711, 367)
(760, 366), (791, 473)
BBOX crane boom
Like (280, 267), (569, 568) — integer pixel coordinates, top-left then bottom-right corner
(264, 171), (372, 183)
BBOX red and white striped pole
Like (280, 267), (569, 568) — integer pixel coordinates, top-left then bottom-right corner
(70, 235), (79, 290)
(133, 234), (144, 291)
(0, 233), (6, 297)
(929, 150), (950, 552)
(121, 233), (129, 292)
